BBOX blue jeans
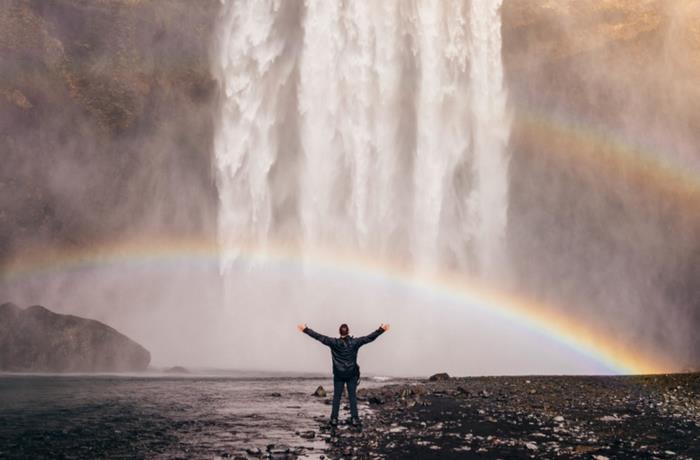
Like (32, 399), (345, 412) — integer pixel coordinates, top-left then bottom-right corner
(331, 376), (358, 420)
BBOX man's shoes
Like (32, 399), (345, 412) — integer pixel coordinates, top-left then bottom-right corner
(351, 417), (362, 428)
(329, 418), (338, 427)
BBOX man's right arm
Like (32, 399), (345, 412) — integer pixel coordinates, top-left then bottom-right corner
(302, 327), (334, 346)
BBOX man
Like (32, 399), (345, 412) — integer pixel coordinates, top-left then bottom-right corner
(297, 322), (390, 427)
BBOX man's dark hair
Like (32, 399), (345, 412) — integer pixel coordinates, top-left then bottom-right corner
(339, 323), (349, 336)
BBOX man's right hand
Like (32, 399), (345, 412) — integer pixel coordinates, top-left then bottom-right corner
(380, 323), (390, 332)
(297, 323), (307, 332)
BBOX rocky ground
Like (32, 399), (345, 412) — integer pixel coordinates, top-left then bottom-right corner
(318, 373), (700, 459)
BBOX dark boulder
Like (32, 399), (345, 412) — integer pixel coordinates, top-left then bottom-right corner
(428, 372), (450, 381)
(163, 366), (190, 374)
(0, 303), (150, 372)
(312, 385), (327, 397)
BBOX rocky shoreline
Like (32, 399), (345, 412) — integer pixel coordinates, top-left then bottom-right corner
(319, 373), (699, 459)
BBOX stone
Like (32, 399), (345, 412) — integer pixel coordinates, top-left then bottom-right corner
(456, 386), (470, 396)
(163, 366), (190, 374)
(429, 373), (450, 382)
(525, 442), (538, 450)
(312, 386), (327, 397)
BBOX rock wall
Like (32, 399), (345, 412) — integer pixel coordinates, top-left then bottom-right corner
(0, 0), (220, 262)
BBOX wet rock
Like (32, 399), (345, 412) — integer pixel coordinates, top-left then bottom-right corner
(429, 373), (450, 382)
(299, 430), (315, 439)
(456, 386), (470, 396)
(269, 392), (282, 397)
(266, 444), (292, 459)
(164, 366), (190, 374)
(312, 386), (327, 397)
(368, 396), (385, 405)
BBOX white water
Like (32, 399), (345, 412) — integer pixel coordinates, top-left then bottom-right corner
(213, 0), (510, 277)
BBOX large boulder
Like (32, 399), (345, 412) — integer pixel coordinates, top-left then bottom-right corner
(429, 373), (451, 382)
(163, 366), (190, 374)
(0, 302), (150, 372)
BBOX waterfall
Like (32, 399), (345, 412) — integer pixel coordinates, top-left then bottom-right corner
(468, 0), (511, 277)
(213, 0), (509, 278)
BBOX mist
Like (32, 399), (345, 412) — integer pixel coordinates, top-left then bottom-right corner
(1, 0), (699, 376)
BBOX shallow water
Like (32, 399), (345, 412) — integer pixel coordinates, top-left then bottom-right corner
(0, 374), (389, 459)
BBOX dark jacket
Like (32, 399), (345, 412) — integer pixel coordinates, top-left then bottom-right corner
(304, 327), (385, 379)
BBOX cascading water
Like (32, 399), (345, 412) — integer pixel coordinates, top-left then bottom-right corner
(213, 0), (510, 278)
(209, 2), (629, 376)
(468, 0), (511, 278)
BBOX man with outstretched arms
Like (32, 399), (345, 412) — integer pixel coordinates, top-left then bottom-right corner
(297, 322), (390, 427)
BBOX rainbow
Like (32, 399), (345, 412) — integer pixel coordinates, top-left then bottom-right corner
(514, 105), (700, 206)
(0, 236), (669, 375)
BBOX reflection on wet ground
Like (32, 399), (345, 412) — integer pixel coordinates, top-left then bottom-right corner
(0, 375), (384, 459)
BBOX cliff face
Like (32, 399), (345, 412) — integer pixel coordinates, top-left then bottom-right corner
(0, 302), (150, 372)
(503, 0), (700, 148)
(0, 0), (220, 261)
(501, 0), (700, 365)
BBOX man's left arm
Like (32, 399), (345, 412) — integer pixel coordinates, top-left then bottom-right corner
(356, 324), (390, 346)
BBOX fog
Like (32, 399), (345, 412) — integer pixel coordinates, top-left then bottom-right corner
(1, 0), (698, 376)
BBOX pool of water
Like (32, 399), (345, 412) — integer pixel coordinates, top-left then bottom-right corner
(0, 374), (390, 459)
